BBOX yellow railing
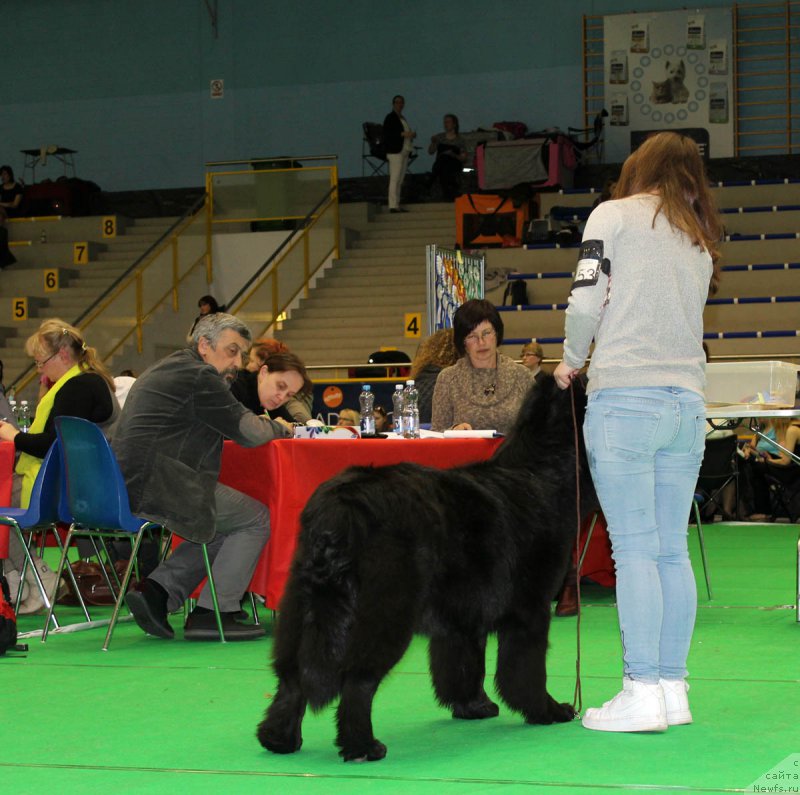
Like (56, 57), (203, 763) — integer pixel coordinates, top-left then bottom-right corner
(12, 198), (211, 397)
(206, 157), (338, 227)
(227, 187), (340, 338)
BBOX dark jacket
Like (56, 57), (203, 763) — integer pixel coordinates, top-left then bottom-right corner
(383, 111), (404, 154)
(112, 348), (290, 542)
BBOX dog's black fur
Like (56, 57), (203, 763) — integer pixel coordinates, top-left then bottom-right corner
(257, 375), (594, 761)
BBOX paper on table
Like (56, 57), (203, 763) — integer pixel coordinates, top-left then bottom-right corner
(442, 429), (498, 438)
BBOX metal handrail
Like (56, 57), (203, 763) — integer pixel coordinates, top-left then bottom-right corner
(227, 185), (336, 311)
(74, 193), (207, 327)
(9, 194), (208, 395)
(206, 154), (338, 168)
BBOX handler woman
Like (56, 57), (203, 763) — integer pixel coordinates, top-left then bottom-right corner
(554, 132), (722, 732)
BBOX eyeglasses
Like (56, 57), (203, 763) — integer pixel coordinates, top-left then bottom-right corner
(34, 351), (58, 369)
(521, 352), (540, 358)
(465, 328), (496, 345)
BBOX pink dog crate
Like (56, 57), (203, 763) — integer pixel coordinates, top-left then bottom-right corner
(476, 136), (576, 191)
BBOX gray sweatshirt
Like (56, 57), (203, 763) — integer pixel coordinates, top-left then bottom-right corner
(562, 193), (712, 396)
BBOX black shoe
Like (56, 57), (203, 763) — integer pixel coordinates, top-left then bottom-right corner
(184, 609), (266, 641)
(389, 208), (401, 213)
(125, 580), (174, 639)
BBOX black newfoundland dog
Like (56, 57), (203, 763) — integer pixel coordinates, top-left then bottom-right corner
(258, 375), (594, 761)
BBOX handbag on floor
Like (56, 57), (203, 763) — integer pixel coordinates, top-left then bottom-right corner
(58, 560), (137, 607)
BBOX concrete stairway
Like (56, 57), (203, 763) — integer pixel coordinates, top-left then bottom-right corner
(1, 216), (179, 383)
(277, 203), (456, 367)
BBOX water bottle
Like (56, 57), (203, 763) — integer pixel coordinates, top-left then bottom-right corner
(359, 385), (375, 435)
(8, 398), (17, 426)
(18, 400), (31, 433)
(402, 380), (419, 439)
(391, 384), (405, 436)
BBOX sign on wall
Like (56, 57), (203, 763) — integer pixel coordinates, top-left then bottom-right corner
(604, 7), (734, 162)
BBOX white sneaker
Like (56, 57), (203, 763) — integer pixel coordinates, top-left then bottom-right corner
(660, 678), (692, 725)
(582, 679), (668, 732)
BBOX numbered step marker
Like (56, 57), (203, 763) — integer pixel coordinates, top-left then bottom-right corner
(73, 242), (89, 265)
(12, 297), (28, 321)
(102, 216), (117, 238)
(404, 312), (421, 339)
(44, 269), (59, 293)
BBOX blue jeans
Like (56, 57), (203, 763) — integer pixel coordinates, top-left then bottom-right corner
(584, 387), (706, 682)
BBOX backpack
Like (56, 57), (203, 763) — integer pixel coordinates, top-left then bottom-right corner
(0, 574), (19, 655)
(503, 278), (529, 306)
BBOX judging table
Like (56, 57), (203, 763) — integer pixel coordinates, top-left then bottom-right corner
(220, 437), (503, 609)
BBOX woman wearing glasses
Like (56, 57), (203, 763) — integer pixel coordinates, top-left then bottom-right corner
(431, 299), (533, 435)
(0, 319), (118, 612)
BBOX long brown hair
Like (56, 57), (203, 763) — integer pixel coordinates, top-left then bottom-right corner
(614, 132), (723, 294)
(25, 319), (115, 390)
(411, 329), (458, 378)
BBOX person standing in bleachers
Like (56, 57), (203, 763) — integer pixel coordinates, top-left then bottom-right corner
(383, 95), (416, 213)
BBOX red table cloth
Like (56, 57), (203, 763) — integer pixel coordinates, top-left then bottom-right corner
(219, 437), (503, 609)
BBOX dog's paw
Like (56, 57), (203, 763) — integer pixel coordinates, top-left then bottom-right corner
(523, 697), (577, 725)
(452, 696), (500, 720)
(548, 700), (578, 724)
(340, 739), (387, 762)
(257, 720), (303, 754)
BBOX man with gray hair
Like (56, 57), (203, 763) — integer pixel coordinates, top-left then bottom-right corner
(113, 313), (292, 641)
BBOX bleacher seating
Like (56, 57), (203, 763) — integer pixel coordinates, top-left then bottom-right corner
(486, 179), (800, 363)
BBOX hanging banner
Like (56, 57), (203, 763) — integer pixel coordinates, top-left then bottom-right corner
(425, 246), (484, 334)
(604, 7), (734, 161)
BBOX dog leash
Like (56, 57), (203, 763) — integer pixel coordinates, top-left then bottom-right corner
(568, 380), (584, 715)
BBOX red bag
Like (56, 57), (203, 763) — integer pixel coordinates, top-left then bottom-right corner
(0, 574), (18, 655)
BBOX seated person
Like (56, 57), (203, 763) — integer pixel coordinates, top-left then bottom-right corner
(235, 341), (312, 423)
(427, 114), (467, 201)
(520, 341), (545, 382)
(230, 350), (312, 424)
(410, 329), (458, 425)
(0, 319), (119, 612)
(374, 405), (390, 433)
(337, 408), (360, 427)
(116, 313), (296, 641)
(0, 206), (17, 269)
(739, 418), (800, 518)
(431, 299), (534, 435)
(0, 165), (24, 218)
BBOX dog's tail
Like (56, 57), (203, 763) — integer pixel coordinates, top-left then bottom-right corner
(281, 480), (365, 712)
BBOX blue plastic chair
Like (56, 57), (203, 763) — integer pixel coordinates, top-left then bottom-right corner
(45, 416), (225, 649)
(0, 441), (68, 629)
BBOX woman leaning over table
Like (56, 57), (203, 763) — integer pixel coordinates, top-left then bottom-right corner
(0, 319), (119, 612)
(554, 132), (723, 733)
(431, 299), (533, 435)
